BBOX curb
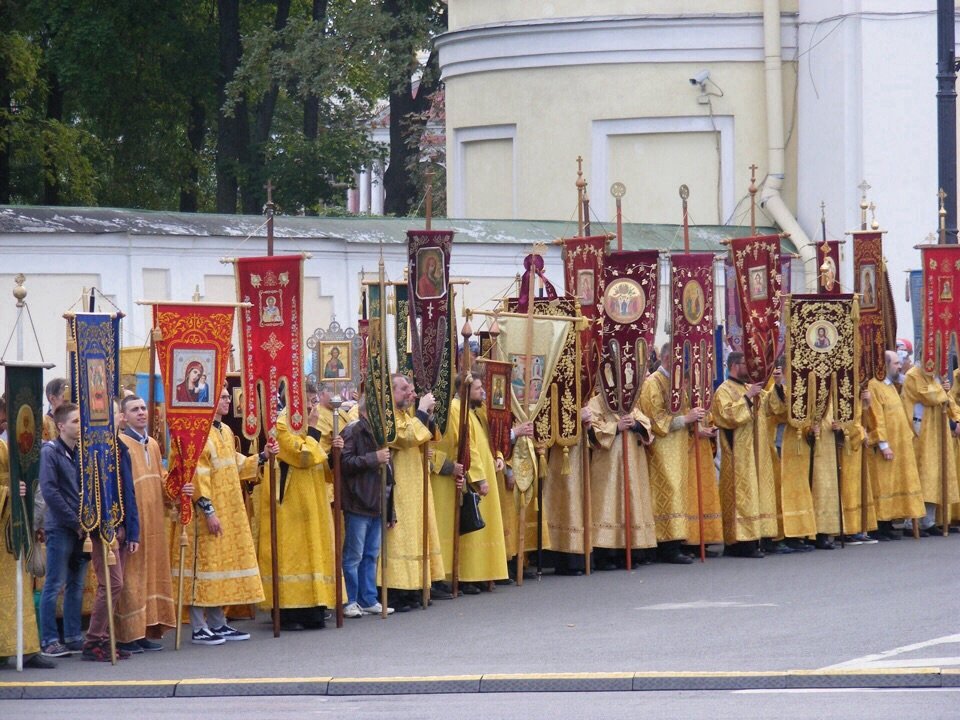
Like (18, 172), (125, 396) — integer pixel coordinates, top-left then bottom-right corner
(0, 669), (950, 699)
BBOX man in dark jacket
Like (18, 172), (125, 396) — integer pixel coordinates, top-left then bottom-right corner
(341, 395), (395, 618)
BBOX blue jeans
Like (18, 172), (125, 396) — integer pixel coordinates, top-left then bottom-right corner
(40, 526), (89, 647)
(343, 512), (381, 607)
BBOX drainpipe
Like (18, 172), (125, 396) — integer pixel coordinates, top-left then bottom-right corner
(759, 0), (816, 289)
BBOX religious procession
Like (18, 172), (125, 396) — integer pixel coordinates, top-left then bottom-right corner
(1, 167), (958, 678)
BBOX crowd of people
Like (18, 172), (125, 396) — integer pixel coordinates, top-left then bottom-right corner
(0, 334), (956, 670)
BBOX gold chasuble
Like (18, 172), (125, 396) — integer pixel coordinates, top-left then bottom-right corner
(640, 369), (689, 542)
(762, 384), (814, 538)
(711, 379), (778, 544)
(0, 441), (41, 657)
(116, 434), (176, 642)
(900, 366), (960, 509)
(544, 440), (587, 554)
(385, 408), (444, 589)
(316, 403), (359, 503)
(257, 411), (339, 611)
(839, 413), (877, 534)
(685, 433), (724, 545)
(174, 422), (264, 607)
(431, 397), (508, 582)
(586, 394), (657, 550)
(864, 378), (924, 521)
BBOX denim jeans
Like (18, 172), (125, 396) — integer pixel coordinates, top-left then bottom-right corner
(343, 512), (382, 607)
(40, 526), (89, 647)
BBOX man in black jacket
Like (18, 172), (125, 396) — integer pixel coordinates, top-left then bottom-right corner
(340, 395), (395, 617)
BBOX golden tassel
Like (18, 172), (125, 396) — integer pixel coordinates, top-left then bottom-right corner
(107, 537), (119, 566)
(82, 533), (93, 554)
(561, 446), (570, 476)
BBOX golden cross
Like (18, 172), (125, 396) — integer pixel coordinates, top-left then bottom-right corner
(858, 179), (871, 197)
(938, 187), (947, 210)
(749, 164), (758, 182)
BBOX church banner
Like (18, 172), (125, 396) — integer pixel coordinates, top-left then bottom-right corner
(152, 303), (236, 525)
(784, 294), (859, 429)
(481, 358), (513, 459)
(723, 256), (743, 354)
(235, 254), (305, 440)
(668, 253), (716, 413)
(599, 250), (660, 415)
(407, 229), (456, 433)
(364, 282), (397, 446)
(815, 240), (843, 294)
(560, 235), (607, 392)
(69, 313), (123, 542)
(852, 231), (894, 384)
(729, 235), (783, 384)
(394, 284), (415, 382)
(4, 363), (44, 558)
(920, 244), (960, 377)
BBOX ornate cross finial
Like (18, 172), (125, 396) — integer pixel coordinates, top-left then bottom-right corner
(939, 187), (947, 212)
(748, 164), (759, 234)
(749, 164), (758, 184)
(927, 232), (937, 243)
(820, 200), (826, 223)
(858, 179), (871, 197)
(192, 285), (201, 302)
(939, 188), (947, 240)
(858, 179), (870, 229)
(869, 201), (879, 230)
(575, 156), (586, 189)
(264, 178), (275, 218)
(13, 273), (26, 307)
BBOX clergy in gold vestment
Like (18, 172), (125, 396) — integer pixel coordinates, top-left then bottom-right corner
(0, 441), (45, 667)
(115, 396), (176, 649)
(900, 365), (960, 529)
(543, 433), (589, 573)
(710, 352), (778, 556)
(584, 392), (657, 558)
(258, 383), (341, 630)
(174, 388), (274, 642)
(431, 376), (508, 586)
(316, 386), (359, 504)
(384, 375), (444, 605)
(839, 397), (877, 536)
(864, 352), (924, 535)
(500, 421), (551, 564)
(639, 358), (719, 560)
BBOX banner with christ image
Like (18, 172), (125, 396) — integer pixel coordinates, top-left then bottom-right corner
(729, 235), (783, 384)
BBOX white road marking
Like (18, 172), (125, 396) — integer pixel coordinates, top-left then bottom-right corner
(638, 600), (777, 610)
(822, 633), (960, 670)
(735, 688), (960, 695)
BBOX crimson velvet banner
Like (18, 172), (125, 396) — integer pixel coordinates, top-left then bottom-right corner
(729, 235), (783, 384)
(235, 255), (305, 439)
(561, 234), (607, 392)
(920, 244), (960, 377)
(852, 231), (894, 384)
(668, 253), (716, 413)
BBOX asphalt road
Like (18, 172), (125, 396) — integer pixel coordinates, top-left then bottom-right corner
(2, 534), (958, 682)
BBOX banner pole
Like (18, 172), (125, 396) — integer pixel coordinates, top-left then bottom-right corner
(378, 256), (389, 620)
(264, 180), (281, 638)
(14, 280), (24, 672)
(332, 397), (345, 628)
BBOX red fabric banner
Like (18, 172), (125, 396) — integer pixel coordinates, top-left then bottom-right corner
(561, 235), (607, 393)
(815, 240), (843, 294)
(235, 255), (305, 439)
(407, 229), (453, 391)
(482, 359), (513, 458)
(852, 231), (893, 384)
(153, 304), (236, 525)
(729, 235), (783, 384)
(599, 250), (660, 415)
(668, 253), (716, 413)
(921, 244), (960, 377)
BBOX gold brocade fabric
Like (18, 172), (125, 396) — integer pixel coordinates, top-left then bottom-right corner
(384, 409), (444, 589)
(839, 421), (877, 534)
(257, 411), (339, 610)
(640, 371), (690, 542)
(502, 448), (551, 558)
(544, 441), (586, 554)
(864, 379), (924, 521)
(710, 380), (778, 543)
(685, 434), (724, 545)
(586, 394), (656, 550)
(764, 387), (816, 538)
(115, 435), (176, 642)
(900, 366), (960, 508)
(430, 398), (508, 582)
(173, 423), (264, 608)
(0, 442), (41, 657)
(316, 404), (358, 504)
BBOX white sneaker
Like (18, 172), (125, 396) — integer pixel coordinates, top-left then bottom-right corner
(343, 602), (364, 618)
(360, 602), (394, 616)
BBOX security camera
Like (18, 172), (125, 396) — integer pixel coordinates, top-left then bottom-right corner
(689, 70), (710, 86)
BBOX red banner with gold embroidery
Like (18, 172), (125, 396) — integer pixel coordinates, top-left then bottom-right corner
(153, 304), (236, 525)
(481, 359), (513, 458)
(235, 255), (305, 439)
(668, 253), (716, 413)
(729, 235), (783, 384)
(561, 235), (607, 392)
(815, 240), (843, 294)
(599, 250), (659, 415)
(921, 244), (960, 377)
(853, 231), (895, 384)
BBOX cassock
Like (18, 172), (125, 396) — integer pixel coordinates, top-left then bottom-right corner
(500, 433), (551, 560)
(544, 440), (587, 555)
(116, 430), (176, 642)
(585, 393), (657, 551)
(764, 386), (817, 538)
(710, 379), (778, 544)
(838, 411), (877, 534)
(173, 421), (264, 607)
(864, 378), (924, 521)
(431, 397), (508, 583)
(385, 408), (444, 589)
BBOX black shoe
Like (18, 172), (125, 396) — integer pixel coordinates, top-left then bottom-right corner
(815, 534), (836, 550)
(555, 568), (584, 576)
(494, 577), (515, 586)
(280, 621), (305, 631)
(762, 540), (794, 555)
(118, 641), (144, 654)
(24, 654), (56, 669)
(136, 638), (164, 651)
(785, 538), (814, 553)
(460, 584), (481, 595)
(927, 526), (949, 536)
(663, 551), (694, 565)
(430, 583), (453, 600)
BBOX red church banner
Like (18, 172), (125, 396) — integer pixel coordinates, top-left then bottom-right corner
(852, 231), (894, 384)
(599, 250), (660, 415)
(921, 244), (960, 377)
(668, 253), (716, 413)
(561, 235), (607, 393)
(235, 255), (305, 439)
(153, 304), (235, 525)
(729, 234), (783, 384)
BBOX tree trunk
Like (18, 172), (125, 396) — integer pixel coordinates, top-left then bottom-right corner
(216, 0), (242, 213)
(0, 85), (10, 204)
(179, 95), (207, 212)
(43, 72), (64, 205)
(302, 0), (329, 141)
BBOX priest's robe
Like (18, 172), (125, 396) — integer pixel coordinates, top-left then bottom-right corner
(710, 379), (779, 544)
(839, 416), (877, 534)
(116, 433), (176, 642)
(431, 397), (508, 583)
(0, 440), (41, 658)
(864, 378), (925, 521)
(173, 422), (264, 608)
(501, 435), (551, 559)
(900, 366), (960, 516)
(316, 403), (358, 504)
(764, 386), (818, 538)
(685, 431), (725, 545)
(544, 440), (587, 554)
(385, 408), (444, 589)
(586, 394), (657, 550)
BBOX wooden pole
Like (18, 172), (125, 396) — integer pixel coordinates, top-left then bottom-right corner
(452, 315), (474, 599)
(516, 255), (539, 585)
(425, 167), (433, 232)
(581, 440), (592, 575)
(378, 256), (389, 620)
(103, 539), (117, 665)
(332, 397), (345, 628)
(175, 522), (187, 649)
(835, 429), (845, 548)
(265, 180), (281, 638)
(942, 404), (950, 535)
(421, 447), (432, 609)
(576, 157), (585, 237)
(147, 330), (157, 439)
